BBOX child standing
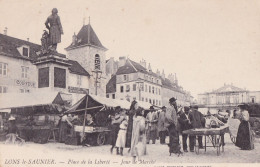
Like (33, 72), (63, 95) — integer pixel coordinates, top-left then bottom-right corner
(115, 110), (128, 156)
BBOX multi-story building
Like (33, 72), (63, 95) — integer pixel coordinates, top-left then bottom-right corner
(198, 83), (260, 110)
(106, 57), (193, 107)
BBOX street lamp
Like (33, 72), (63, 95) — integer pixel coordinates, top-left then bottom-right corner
(92, 69), (102, 95)
(136, 79), (144, 101)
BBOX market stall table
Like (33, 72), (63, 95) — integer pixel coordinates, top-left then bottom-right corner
(183, 125), (229, 156)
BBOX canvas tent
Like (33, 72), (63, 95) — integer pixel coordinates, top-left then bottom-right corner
(65, 94), (132, 114)
(0, 92), (71, 115)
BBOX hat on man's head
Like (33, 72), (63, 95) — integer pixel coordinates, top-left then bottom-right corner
(169, 97), (177, 103)
(150, 106), (155, 110)
(184, 106), (190, 111)
(190, 105), (198, 109)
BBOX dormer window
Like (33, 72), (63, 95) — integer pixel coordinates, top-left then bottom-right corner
(23, 47), (29, 57)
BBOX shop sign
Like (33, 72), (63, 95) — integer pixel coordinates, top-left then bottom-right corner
(68, 86), (89, 94)
(15, 79), (36, 88)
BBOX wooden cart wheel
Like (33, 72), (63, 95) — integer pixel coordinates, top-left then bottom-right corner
(97, 132), (106, 146)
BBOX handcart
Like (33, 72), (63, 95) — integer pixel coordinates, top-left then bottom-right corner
(183, 125), (229, 156)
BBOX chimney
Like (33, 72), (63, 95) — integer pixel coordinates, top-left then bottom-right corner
(4, 27), (7, 35)
(27, 38), (29, 42)
(72, 32), (77, 45)
(148, 63), (152, 72)
(161, 69), (165, 80)
(139, 59), (147, 69)
(156, 69), (160, 76)
(118, 56), (126, 67)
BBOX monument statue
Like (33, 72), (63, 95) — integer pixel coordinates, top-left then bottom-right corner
(42, 8), (63, 53)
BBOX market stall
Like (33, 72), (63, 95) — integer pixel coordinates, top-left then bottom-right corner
(0, 92), (71, 144)
(65, 94), (131, 146)
(183, 125), (229, 156)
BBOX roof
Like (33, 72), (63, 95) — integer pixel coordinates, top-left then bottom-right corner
(213, 84), (247, 93)
(0, 33), (41, 60)
(66, 24), (107, 50)
(68, 60), (90, 76)
(116, 58), (149, 75)
(106, 75), (116, 93)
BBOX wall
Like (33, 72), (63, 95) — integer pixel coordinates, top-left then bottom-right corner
(0, 55), (37, 93)
(116, 72), (162, 106)
(66, 46), (106, 97)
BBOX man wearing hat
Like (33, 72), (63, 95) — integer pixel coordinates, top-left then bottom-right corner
(179, 106), (192, 152)
(165, 97), (182, 155)
(158, 106), (167, 144)
(189, 105), (205, 151)
(146, 106), (158, 144)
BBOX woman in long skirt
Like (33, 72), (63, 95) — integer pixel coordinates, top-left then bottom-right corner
(235, 104), (254, 150)
(131, 108), (147, 163)
(125, 101), (138, 149)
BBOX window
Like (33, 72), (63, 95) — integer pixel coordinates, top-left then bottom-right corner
(149, 86), (151, 93)
(141, 84), (144, 91)
(157, 80), (159, 84)
(21, 66), (29, 78)
(0, 86), (7, 93)
(38, 67), (49, 88)
(152, 87), (154, 94)
(112, 94), (115, 99)
(153, 99), (155, 104)
(94, 54), (101, 70)
(159, 101), (161, 106)
(159, 89), (160, 95)
(77, 75), (82, 86)
(23, 47), (29, 57)
(120, 86), (124, 92)
(156, 100), (158, 105)
(149, 99), (151, 103)
(54, 67), (66, 88)
(126, 85), (130, 92)
(145, 85), (147, 92)
(123, 75), (128, 81)
(20, 89), (30, 93)
(133, 84), (136, 91)
(146, 98), (148, 102)
(106, 94), (109, 98)
(142, 97), (144, 101)
(0, 62), (8, 76)
(155, 88), (157, 94)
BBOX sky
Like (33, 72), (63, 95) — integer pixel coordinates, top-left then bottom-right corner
(0, 0), (260, 99)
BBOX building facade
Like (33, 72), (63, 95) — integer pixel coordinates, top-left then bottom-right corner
(106, 57), (193, 107)
(198, 84), (260, 110)
(0, 33), (90, 104)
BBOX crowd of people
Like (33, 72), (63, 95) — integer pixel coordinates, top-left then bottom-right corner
(109, 97), (255, 162)
(1, 96), (255, 161)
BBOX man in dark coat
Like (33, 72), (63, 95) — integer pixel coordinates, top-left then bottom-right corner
(179, 106), (192, 152)
(189, 105), (205, 151)
(165, 97), (182, 155)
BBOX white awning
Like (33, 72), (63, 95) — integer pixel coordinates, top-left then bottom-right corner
(135, 100), (152, 110)
(91, 95), (131, 109)
(0, 92), (61, 109)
